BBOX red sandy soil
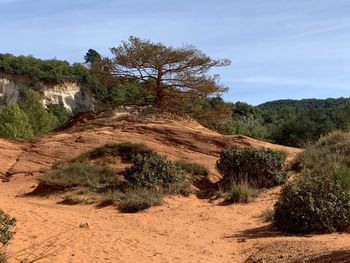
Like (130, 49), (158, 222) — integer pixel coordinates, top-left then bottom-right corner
(1, 110), (349, 262)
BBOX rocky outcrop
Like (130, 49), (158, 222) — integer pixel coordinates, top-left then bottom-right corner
(0, 78), (20, 104)
(0, 73), (93, 112)
(42, 82), (93, 112)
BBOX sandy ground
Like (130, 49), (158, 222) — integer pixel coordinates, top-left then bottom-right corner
(2, 175), (350, 263)
(1, 111), (349, 262)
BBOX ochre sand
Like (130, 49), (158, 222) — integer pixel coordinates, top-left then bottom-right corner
(1, 111), (349, 262)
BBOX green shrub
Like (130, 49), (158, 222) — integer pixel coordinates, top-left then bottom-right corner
(291, 131), (350, 172)
(84, 142), (152, 162)
(219, 182), (257, 203)
(124, 153), (184, 190)
(317, 131), (350, 154)
(0, 210), (16, 245)
(39, 162), (125, 190)
(174, 160), (208, 177)
(117, 189), (163, 213)
(216, 147), (287, 188)
(274, 174), (350, 233)
(47, 103), (72, 127)
(0, 104), (33, 138)
(18, 90), (58, 135)
(38, 147), (192, 212)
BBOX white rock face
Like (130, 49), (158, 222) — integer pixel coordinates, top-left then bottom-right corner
(0, 76), (93, 112)
(42, 82), (93, 112)
(0, 78), (20, 104)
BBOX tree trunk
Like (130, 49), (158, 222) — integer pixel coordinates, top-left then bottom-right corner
(155, 70), (163, 107)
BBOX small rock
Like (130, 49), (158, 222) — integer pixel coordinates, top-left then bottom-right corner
(79, 222), (89, 228)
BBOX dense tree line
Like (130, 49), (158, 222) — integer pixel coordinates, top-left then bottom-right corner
(184, 97), (350, 147)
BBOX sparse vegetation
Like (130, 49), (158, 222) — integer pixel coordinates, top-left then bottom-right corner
(218, 181), (257, 204)
(216, 146), (287, 189)
(0, 210), (16, 245)
(274, 132), (350, 233)
(174, 160), (208, 178)
(81, 142), (153, 163)
(117, 189), (163, 213)
(262, 208), (275, 222)
(39, 162), (125, 190)
(39, 142), (199, 212)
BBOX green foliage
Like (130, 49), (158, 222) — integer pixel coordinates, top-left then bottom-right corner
(274, 174), (350, 233)
(47, 103), (72, 126)
(216, 147), (287, 188)
(174, 160), (208, 177)
(275, 132), (350, 233)
(0, 210), (16, 245)
(291, 131), (350, 172)
(117, 189), (163, 213)
(40, 143), (192, 213)
(219, 182), (257, 204)
(39, 162), (125, 190)
(179, 96), (350, 147)
(0, 53), (93, 83)
(259, 98), (350, 147)
(84, 49), (101, 66)
(0, 90), (68, 138)
(124, 153), (184, 190)
(83, 142), (153, 163)
(0, 104), (33, 138)
(105, 36), (230, 106)
(18, 90), (57, 134)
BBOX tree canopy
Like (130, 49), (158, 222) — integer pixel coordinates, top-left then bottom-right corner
(84, 49), (101, 66)
(101, 36), (231, 106)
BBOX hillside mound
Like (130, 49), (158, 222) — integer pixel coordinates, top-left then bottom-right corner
(0, 107), (300, 181)
(2, 108), (350, 263)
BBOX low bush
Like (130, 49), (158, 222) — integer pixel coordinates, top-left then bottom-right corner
(219, 182), (257, 204)
(39, 162), (125, 190)
(83, 142), (152, 162)
(275, 132), (350, 234)
(124, 153), (184, 190)
(39, 145), (193, 213)
(117, 189), (163, 213)
(174, 160), (208, 178)
(274, 174), (350, 233)
(216, 147), (287, 188)
(0, 210), (16, 245)
(291, 131), (350, 172)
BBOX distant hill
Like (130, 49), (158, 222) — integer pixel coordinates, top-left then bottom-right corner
(257, 97), (350, 112)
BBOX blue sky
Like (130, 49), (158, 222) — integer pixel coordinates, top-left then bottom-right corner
(1, 0), (349, 105)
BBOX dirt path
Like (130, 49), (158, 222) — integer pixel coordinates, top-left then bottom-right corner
(2, 175), (350, 263)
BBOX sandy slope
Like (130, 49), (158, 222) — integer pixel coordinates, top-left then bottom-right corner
(1, 110), (349, 262)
